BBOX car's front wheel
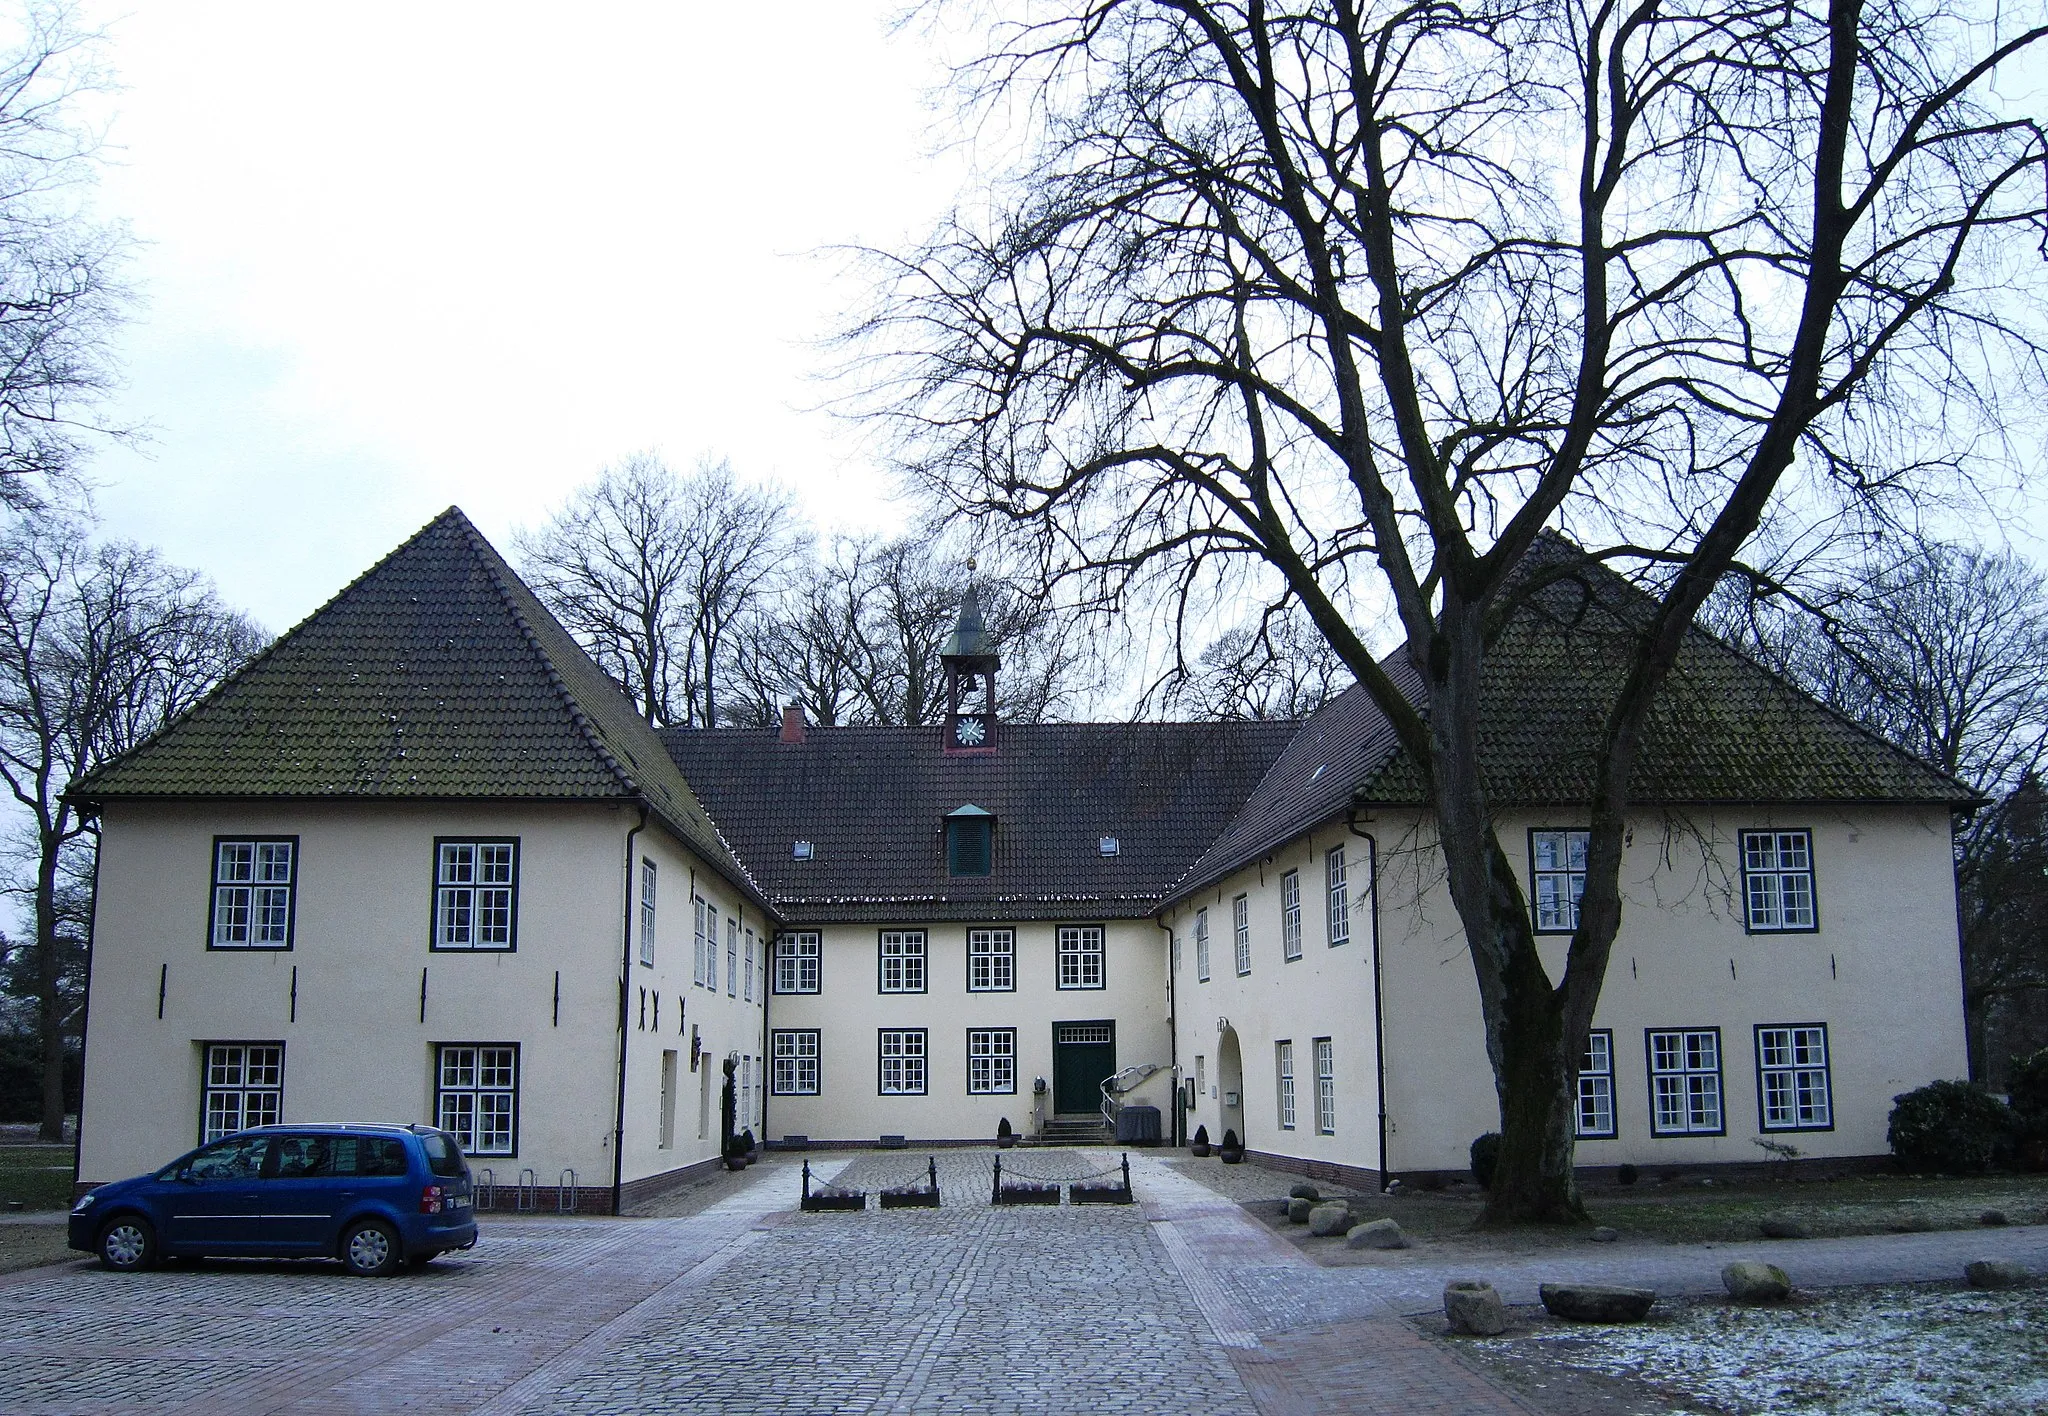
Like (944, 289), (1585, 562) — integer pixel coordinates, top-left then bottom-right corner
(97, 1216), (157, 1272)
(339, 1220), (402, 1277)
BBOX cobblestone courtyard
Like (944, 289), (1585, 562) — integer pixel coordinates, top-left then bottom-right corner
(8, 1151), (2047, 1414)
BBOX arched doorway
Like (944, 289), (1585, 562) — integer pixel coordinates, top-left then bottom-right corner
(1216, 1026), (1245, 1149)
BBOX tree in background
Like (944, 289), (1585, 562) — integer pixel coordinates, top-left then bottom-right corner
(0, 515), (265, 1138)
(516, 454), (799, 728)
(860, 0), (2047, 1221)
(1167, 607), (1351, 722)
(0, 3), (129, 510)
(1714, 541), (2048, 1082)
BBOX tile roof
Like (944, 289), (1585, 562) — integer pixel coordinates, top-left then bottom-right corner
(660, 720), (1296, 923)
(72, 508), (765, 908)
(1169, 541), (1976, 905)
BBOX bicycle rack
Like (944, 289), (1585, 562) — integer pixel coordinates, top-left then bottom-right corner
(475, 1168), (495, 1211)
(557, 1169), (578, 1213)
(516, 1167), (539, 1212)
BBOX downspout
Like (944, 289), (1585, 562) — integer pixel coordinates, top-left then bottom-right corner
(759, 919), (772, 1149)
(1157, 917), (1180, 1148)
(1349, 814), (1389, 1191)
(611, 805), (648, 1215)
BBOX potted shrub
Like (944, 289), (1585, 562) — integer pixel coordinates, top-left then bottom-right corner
(1219, 1127), (1244, 1164)
(740, 1128), (758, 1164)
(997, 1117), (1017, 1149)
(1469, 1132), (1502, 1189)
(1190, 1124), (1211, 1158)
(723, 1135), (749, 1171)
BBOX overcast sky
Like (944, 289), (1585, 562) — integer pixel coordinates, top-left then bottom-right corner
(61, 2), (2048, 637)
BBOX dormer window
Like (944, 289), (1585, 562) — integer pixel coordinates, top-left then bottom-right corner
(1098, 836), (1120, 857)
(792, 840), (814, 860)
(946, 805), (994, 877)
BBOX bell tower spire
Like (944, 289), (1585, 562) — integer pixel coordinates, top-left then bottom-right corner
(941, 581), (999, 755)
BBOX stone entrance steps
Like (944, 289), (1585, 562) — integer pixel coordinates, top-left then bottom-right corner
(1029, 1117), (1113, 1147)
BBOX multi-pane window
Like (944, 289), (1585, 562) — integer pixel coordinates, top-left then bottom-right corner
(1276, 1041), (1296, 1130)
(1232, 895), (1251, 976)
(1194, 908), (1211, 982)
(771, 1029), (820, 1095)
(1057, 926), (1105, 989)
(879, 1029), (928, 1095)
(968, 1028), (1017, 1094)
(1530, 829), (1587, 933)
(201, 1043), (283, 1141)
(639, 859), (657, 967)
(740, 1055), (753, 1128)
(969, 928), (1015, 992)
(1576, 1030), (1617, 1139)
(1326, 845), (1350, 945)
(726, 919), (739, 997)
(693, 897), (709, 986)
(1313, 1038), (1335, 1135)
(210, 839), (296, 949)
(775, 932), (821, 994)
(1757, 1024), (1833, 1131)
(705, 906), (719, 992)
(1648, 1029), (1724, 1135)
(1742, 831), (1817, 932)
(1280, 871), (1302, 961)
(434, 840), (517, 950)
(743, 931), (757, 1002)
(436, 1044), (518, 1155)
(880, 930), (928, 993)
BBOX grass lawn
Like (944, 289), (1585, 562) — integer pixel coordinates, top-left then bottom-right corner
(0, 1222), (74, 1274)
(0, 1144), (76, 1211)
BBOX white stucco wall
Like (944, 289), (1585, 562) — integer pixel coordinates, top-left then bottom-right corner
(762, 919), (1175, 1144)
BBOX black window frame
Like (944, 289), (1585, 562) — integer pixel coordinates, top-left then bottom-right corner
(1527, 827), (1588, 935)
(1754, 1022), (1835, 1133)
(773, 931), (821, 995)
(198, 1040), (285, 1142)
(429, 837), (521, 952)
(878, 1027), (929, 1096)
(1645, 1026), (1727, 1137)
(1056, 924), (1106, 990)
(638, 857), (657, 968)
(1575, 1028), (1618, 1139)
(967, 1027), (1017, 1095)
(878, 929), (929, 995)
(433, 1041), (521, 1157)
(1325, 844), (1349, 946)
(771, 1028), (821, 1095)
(1280, 869), (1303, 961)
(967, 926), (1016, 993)
(206, 837), (299, 952)
(1739, 829), (1820, 934)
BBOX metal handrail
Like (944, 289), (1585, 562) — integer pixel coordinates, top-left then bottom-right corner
(1099, 1062), (1169, 1132)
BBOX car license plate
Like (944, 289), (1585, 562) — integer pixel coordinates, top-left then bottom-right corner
(450, 1195), (471, 1210)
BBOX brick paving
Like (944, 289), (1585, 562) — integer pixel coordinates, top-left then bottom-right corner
(6, 1148), (2043, 1414)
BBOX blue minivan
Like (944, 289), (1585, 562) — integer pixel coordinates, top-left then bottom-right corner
(68, 1123), (478, 1276)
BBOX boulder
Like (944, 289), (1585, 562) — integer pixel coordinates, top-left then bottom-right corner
(1721, 1261), (1791, 1303)
(1759, 1216), (1809, 1240)
(1286, 1197), (1313, 1224)
(1590, 1226), (1619, 1243)
(1965, 1260), (2030, 1290)
(1538, 1283), (1655, 1323)
(1277, 1200), (1292, 1217)
(1442, 1280), (1508, 1336)
(1346, 1218), (1408, 1250)
(1308, 1202), (1352, 1236)
(1289, 1183), (1321, 1201)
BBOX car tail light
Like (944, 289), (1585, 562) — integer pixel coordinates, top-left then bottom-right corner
(420, 1184), (446, 1214)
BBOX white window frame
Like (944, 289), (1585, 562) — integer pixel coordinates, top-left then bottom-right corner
(880, 930), (928, 993)
(209, 839), (296, 950)
(968, 928), (1016, 992)
(201, 1042), (284, 1141)
(726, 918), (739, 997)
(693, 896), (709, 986)
(1280, 871), (1302, 961)
(1313, 1038), (1335, 1135)
(774, 932), (821, 994)
(771, 1029), (819, 1095)
(1232, 894), (1251, 976)
(1056, 925), (1106, 990)
(743, 930), (757, 1002)
(638, 859), (657, 968)
(968, 1028), (1017, 1095)
(1530, 828), (1587, 934)
(879, 1028), (928, 1095)
(435, 1043), (518, 1156)
(1325, 845), (1350, 946)
(1276, 1040), (1296, 1130)
(1756, 1023), (1834, 1131)
(1648, 1028), (1724, 1135)
(1194, 908), (1211, 982)
(705, 905), (719, 991)
(1741, 830), (1818, 932)
(1576, 1029), (1617, 1139)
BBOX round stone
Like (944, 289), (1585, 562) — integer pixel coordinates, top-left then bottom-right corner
(1721, 1261), (1791, 1303)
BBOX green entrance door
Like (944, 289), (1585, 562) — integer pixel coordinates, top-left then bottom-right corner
(1052, 1021), (1116, 1115)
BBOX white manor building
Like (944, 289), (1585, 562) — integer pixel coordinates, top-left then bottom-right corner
(71, 510), (1975, 1205)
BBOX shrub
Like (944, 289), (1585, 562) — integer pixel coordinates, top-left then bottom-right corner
(1469, 1132), (1502, 1189)
(996, 1116), (1013, 1139)
(1616, 1162), (1639, 1186)
(1887, 1080), (2016, 1174)
(1192, 1124), (1209, 1146)
(2009, 1048), (2048, 1136)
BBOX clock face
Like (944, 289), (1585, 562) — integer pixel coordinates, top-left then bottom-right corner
(954, 716), (987, 746)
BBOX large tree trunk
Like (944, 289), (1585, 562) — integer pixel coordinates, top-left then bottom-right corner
(34, 829), (65, 1143)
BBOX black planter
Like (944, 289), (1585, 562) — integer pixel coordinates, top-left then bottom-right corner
(1070, 1183), (1132, 1205)
(1191, 1142), (1211, 1158)
(995, 1183), (1061, 1205)
(880, 1188), (942, 1209)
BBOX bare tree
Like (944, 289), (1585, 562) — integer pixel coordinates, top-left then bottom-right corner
(860, 0), (2048, 1221)
(516, 455), (799, 727)
(0, 3), (128, 509)
(0, 515), (265, 1139)
(1167, 606), (1351, 721)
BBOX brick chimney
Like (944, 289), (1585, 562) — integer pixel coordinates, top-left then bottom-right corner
(779, 704), (807, 745)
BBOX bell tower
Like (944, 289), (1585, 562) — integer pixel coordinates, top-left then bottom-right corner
(941, 585), (999, 755)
